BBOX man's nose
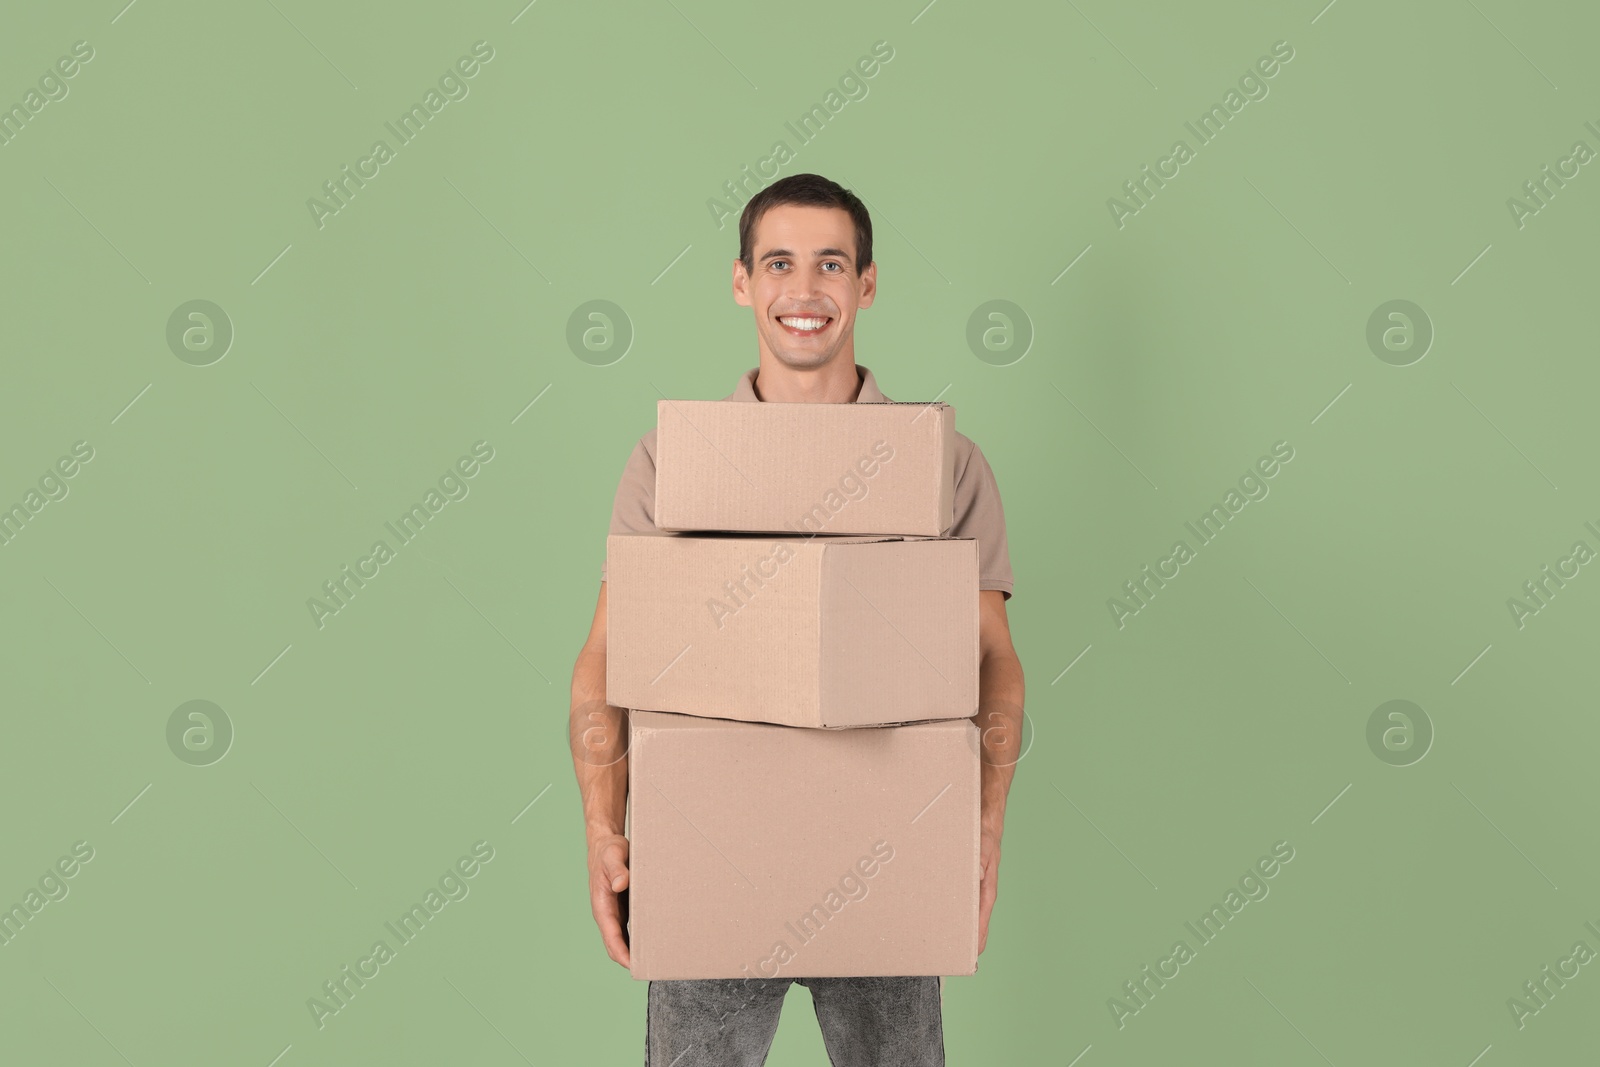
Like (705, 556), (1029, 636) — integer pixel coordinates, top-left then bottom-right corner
(784, 276), (822, 304)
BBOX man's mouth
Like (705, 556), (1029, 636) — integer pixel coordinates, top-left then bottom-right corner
(776, 314), (831, 336)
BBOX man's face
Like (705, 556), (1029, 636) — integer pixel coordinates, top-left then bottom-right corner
(733, 204), (876, 372)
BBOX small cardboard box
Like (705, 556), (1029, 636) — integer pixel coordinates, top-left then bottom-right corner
(654, 399), (956, 536)
(625, 709), (980, 980)
(606, 533), (979, 728)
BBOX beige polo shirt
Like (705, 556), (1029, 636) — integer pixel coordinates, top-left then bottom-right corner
(601, 363), (1014, 599)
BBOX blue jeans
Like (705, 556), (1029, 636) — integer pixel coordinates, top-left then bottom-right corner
(645, 975), (944, 1066)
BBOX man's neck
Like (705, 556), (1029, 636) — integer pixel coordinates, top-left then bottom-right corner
(751, 355), (862, 403)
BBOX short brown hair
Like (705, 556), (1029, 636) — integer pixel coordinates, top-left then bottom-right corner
(738, 174), (873, 277)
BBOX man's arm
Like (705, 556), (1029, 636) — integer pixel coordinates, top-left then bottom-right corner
(570, 581), (631, 968)
(972, 588), (1025, 956)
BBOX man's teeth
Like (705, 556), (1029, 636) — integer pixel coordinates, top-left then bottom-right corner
(779, 316), (828, 330)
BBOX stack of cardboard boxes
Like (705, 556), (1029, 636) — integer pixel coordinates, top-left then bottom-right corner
(607, 397), (982, 981)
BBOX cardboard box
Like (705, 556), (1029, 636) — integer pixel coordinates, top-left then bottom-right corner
(606, 533), (979, 728)
(654, 399), (956, 536)
(625, 709), (980, 980)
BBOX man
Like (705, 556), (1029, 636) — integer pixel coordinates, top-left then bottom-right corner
(569, 173), (1026, 1066)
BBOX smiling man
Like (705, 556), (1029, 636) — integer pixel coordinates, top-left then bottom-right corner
(569, 173), (1026, 1067)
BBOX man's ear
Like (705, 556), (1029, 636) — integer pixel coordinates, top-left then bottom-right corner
(857, 261), (877, 309)
(732, 259), (753, 307)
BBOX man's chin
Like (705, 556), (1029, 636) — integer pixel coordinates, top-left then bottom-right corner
(768, 344), (836, 371)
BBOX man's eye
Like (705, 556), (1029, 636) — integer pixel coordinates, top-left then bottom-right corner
(769, 260), (788, 270)
(822, 262), (841, 272)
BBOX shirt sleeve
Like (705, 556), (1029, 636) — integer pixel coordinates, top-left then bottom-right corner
(599, 433), (659, 583)
(950, 438), (1015, 600)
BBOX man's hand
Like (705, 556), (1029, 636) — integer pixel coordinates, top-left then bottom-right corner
(978, 827), (1001, 955)
(588, 832), (631, 968)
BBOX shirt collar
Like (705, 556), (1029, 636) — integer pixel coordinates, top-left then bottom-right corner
(724, 363), (890, 403)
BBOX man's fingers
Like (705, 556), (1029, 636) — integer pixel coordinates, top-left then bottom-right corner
(607, 862), (629, 892)
(597, 839), (631, 891)
(600, 915), (631, 967)
(976, 844), (999, 956)
(597, 904), (631, 968)
(587, 835), (633, 966)
(591, 883), (632, 968)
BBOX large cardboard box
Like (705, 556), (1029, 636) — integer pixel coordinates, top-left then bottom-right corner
(654, 399), (956, 536)
(606, 533), (979, 728)
(625, 709), (980, 980)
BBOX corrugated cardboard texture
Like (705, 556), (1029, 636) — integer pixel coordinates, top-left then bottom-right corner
(654, 399), (956, 535)
(606, 534), (979, 728)
(626, 709), (980, 980)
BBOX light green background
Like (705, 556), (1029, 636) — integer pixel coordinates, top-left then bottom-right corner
(2, 0), (1597, 1063)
